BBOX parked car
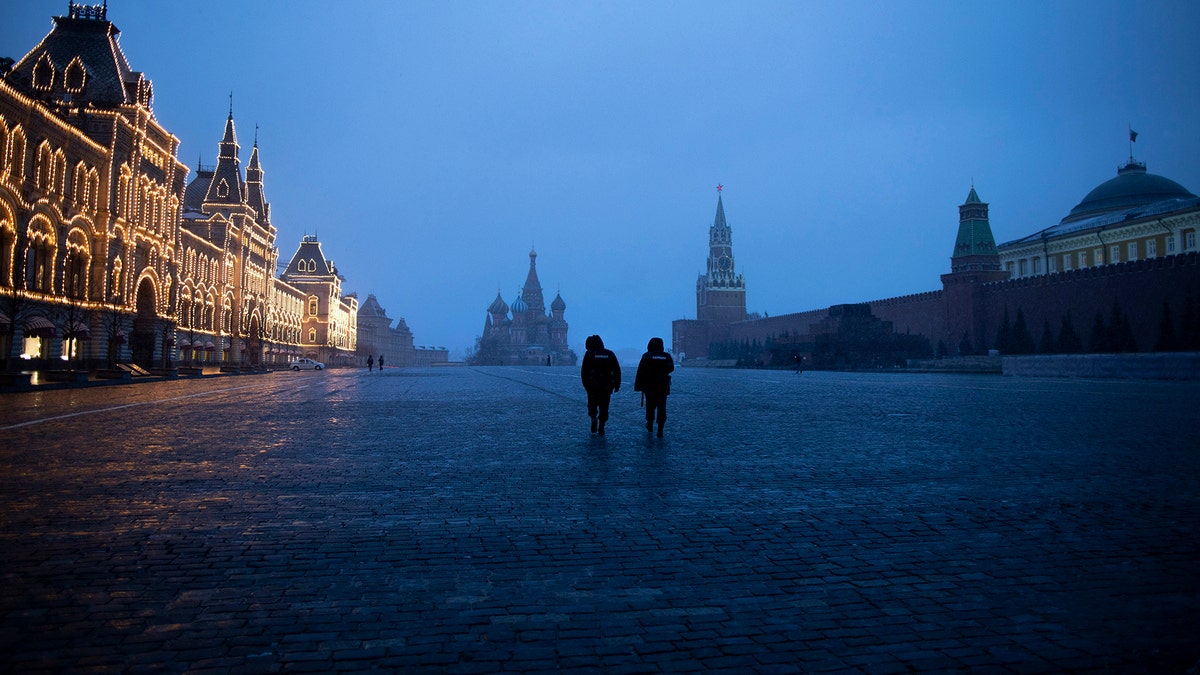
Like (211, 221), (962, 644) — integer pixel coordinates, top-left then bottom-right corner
(290, 357), (325, 371)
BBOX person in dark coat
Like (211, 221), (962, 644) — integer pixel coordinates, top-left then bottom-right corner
(634, 336), (674, 438)
(580, 334), (621, 435)
(367, 354), (374, 371)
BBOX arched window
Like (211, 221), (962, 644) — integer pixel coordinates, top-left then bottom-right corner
(308, 328), (317, 343)
(9, 127), (26, 182)
(308, 296), (319, 316)
(32, 54), (55, 91)
(52, 150), (66, 195)
(72, 161), (87, 207)
(0, 206), (15, 287)
(24, 218), (56, 293)
(0, 124), (8, 177)
(64, 229), (90, 300)
(35, 141), (52, 191)
(87, 168), (99, 211)
(64, 57), (86, 93)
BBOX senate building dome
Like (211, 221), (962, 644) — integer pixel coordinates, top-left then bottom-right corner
(1062, 160), (1197, 224)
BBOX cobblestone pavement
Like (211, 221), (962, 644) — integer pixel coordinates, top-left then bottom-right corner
(1, 367), (1198, 674)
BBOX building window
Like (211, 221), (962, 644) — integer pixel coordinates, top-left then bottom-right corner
(1005, 261), (1015, 274)
(308, 328), (316, 343)
(64, 57), (86, 93)
(32, 54), (54, 91)
(1167, 234), (1176, 254)
(1093, 248), (1103, 266)
(1062, 255), (1071, 271)
(1109, 245), (1119, 264)
(1048, 256), (1057, 273)
(1018, 259), (1027, 276)
(1127, 242), (1137, 261)
(1186, 229), (1197, 251)
(308, 297), (318, 316)
(1032, 257), (1041, 275)
(1148, 239), (1157, 257)
(1078, 251), (1087, 268)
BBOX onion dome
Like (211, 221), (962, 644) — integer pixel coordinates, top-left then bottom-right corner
(551, 292), (566, 312)
(488, 291), (508, 315)
(511, 295), (527, 314)
(1062, 161), (1196, 224)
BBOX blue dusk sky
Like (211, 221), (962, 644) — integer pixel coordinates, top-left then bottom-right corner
(4, 1), (1199, 358)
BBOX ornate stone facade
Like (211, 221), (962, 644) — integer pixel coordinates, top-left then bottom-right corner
(475, 249), (574, 366)
(1, 3), (188, 371)
(0, 3), (377, 373)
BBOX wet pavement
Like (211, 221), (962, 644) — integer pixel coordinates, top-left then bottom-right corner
(1, 366), (1198, 673)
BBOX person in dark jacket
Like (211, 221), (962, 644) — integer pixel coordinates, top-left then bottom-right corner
(634, 337), (675, 438)
(580, 334), (621, 435)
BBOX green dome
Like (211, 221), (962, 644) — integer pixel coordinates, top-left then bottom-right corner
(1063, 161), (1196, 223)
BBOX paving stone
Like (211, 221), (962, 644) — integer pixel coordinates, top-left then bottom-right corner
(1, 367), (1198, 672)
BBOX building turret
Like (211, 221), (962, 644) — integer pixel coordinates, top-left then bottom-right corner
(203, 111), (244, 208)
(950, 186), (1001, 273)
(696, 188), (747, 325)
(244, 132), (269, 224)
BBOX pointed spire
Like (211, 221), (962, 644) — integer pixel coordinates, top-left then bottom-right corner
(521, 248), (546, 315)
(964, 185), (982, 204)
(245, 131), (269, 223)
(204, 106), (244, 206)
(713, 192), (728, 230)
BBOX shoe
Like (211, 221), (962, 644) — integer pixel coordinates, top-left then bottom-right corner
(645, 420), (653, 432)
(598, 423), (606, 436)
(591, 417), (598, 434)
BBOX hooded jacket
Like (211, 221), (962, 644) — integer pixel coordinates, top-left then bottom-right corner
(581, 335), (621, 391)
(634, 337), (674, 394)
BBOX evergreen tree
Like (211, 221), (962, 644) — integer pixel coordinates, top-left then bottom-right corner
(1010, 308), (1036, 354)
(1155, 299), (1178, 352)
(1182, 295), (1200, 351)
(1107, 301), (1138, 353)
(995, 307), (1012, 354)
(1058, 314), (1084, 353)
(1088, 312), (1109, 353)
(1038, 320), (1057, 354)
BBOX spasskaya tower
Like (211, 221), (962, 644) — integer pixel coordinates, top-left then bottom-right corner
(696, 186), (747, 325)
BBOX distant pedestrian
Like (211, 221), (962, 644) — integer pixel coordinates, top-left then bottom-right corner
(634, 337), (674, 438)
(546, 355), (552, 366)
(793, 352), (804, 374)
(378, 354), (384, 370)
(580, 334), (621, 435)
(367, 355), (374, 372)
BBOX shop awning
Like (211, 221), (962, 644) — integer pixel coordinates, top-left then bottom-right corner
(64, 321), (91, 340)
(24, 316), (57, 339)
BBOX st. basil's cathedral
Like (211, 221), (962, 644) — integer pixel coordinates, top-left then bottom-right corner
(476, 249), (575, 366)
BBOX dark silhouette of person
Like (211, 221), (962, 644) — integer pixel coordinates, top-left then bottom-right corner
(793, 352), (804, 374)
(367, 354), (374, 372)
(378, 354), (384, 370)
(580, 334), (620, 435)
(634, 337), (674, 438)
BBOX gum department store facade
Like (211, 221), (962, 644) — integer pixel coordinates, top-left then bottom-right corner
(0, 4), (438, 374)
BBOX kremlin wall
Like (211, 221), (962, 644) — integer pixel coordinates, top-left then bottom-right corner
(676, 163), (1200, 372)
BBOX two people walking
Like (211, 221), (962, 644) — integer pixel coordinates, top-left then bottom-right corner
(580, 334), (674, 438)
(367, 354), (385, 371)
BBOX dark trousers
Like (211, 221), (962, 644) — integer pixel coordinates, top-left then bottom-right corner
(587, 388), (613, 422)
(644, 391), (667, 424)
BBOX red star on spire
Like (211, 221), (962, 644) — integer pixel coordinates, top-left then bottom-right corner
(716, 184), (723, 192)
